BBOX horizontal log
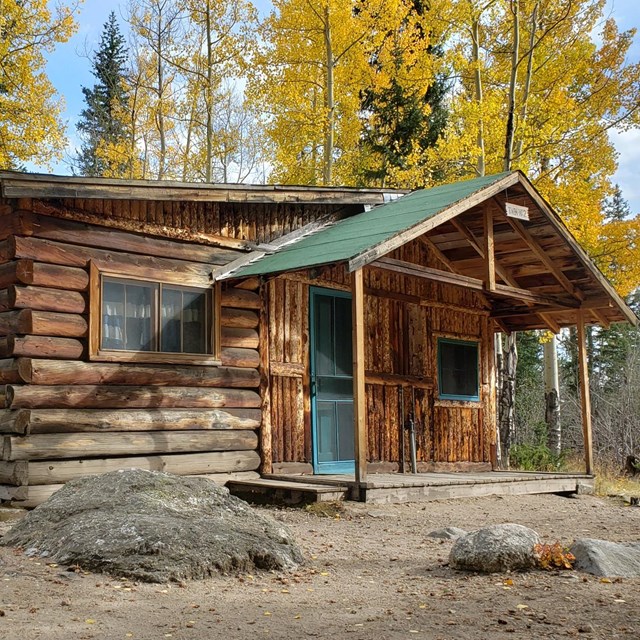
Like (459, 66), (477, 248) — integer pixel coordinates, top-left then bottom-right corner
(0, 262), (17, 289)
(0, 460), (28, 485)
(365, 371), (434, 389)
(234, 277), (260, 291)
(0, 359), (20, 384)
(26, 450), (261, 486)
(0, 289), (9, 312)
(16, 260), (89, 291)
(0, 309), (88, 338)
(17, 358), (260, 387)
(3, 429), (259, 460)
(8, 235), (220, 288)
(0, 336), (84, 360)
(220, 327), (259, 349)
(21, 210), (244, 264)
(221, 288), (261, 309)
(0, 310), (21, 335)
(30, 310), (88, 337)
(1, 408), (261, 435)
(6, 385), (261, 410)
(7, 285), (86, 314)
(221, 307), (259, 329)
(220, 347), (260, 368)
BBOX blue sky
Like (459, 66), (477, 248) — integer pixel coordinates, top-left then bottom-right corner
(41, 0), (640, 212)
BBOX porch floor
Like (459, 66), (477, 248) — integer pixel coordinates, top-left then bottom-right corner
(228, 471), (594, 505)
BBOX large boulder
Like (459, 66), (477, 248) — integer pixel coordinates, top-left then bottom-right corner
(449, 523), (540, 573)
(1, 469), (303, 582)
(571, 539), (640, 578)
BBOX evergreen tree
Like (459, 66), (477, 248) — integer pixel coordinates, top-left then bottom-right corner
(359, 2), (448, 187)
(603, 184), (632, 223)
(76, 12), (135, 177)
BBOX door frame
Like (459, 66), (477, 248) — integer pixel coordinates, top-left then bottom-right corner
(309, 286), (355, 474)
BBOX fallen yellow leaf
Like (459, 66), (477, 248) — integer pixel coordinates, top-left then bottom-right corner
(85, 619), (96, 624)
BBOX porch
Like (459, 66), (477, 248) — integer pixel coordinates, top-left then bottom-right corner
(227, 470), (594, 505)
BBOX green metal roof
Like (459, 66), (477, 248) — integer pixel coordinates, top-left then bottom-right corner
(228, 171), (515, 278)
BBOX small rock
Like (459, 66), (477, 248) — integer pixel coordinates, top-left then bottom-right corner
(427, 527), (468, 540)
(449, 524), (541, 573)
(578, 623), (595, 633)
(571, 539), (640, 578)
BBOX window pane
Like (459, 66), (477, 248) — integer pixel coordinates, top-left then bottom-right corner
(182, 290), (207, 354)
(314, 295), (335, 376)
(102, 280), (125, 350)
(102, 279), (156, 351)
(334, 296), (352, 376)
(439, 340), (479, 399)
(161, 288), (182, 352)
(161, 287), (209, 354)
(100, 276), (211, 357)
(124, 282), (156, 351)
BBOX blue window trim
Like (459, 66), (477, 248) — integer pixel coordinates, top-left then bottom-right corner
(437, 337), (480, 402)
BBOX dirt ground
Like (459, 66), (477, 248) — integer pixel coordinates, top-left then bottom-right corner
(1, 492), (639, 640)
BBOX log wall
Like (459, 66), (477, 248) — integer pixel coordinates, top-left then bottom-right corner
(0, 205), (268, 504)
(265, 238), (496, 471)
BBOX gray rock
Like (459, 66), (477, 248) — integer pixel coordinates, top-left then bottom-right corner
(571, 538), (640, 578)
(1, 469), (303, 582)
(427, 526), (468, 540)
(449, 523), (541, 573)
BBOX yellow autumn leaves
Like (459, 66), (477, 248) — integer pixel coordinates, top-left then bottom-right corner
(0, 0), (78, 169)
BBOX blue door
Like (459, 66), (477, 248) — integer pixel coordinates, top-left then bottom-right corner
(310, 287), (355, 474)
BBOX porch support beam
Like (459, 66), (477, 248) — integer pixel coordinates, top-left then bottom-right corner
(576, 309), (594, 475)
(449, 217), (559, 333)
(351, 268), (367, 486)
(499, 204), (585, 302)
(483, 204), (496, 291)
(373, 257), (578, 309)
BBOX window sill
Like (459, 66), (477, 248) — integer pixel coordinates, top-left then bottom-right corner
(435, 397), (482, 408)
(91, 350), (222, 367)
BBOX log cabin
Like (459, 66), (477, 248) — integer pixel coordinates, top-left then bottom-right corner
(0, 170), (636, 506)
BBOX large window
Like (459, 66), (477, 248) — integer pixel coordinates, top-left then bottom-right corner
(92, 269), (218, 363)
(437, 338), (480, 401)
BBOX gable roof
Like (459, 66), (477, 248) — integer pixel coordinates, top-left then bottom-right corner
(225, 172), (515, 278)
(223, 171), (637, 327)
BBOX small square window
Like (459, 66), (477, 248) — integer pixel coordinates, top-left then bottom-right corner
(437, 338), (479, 401)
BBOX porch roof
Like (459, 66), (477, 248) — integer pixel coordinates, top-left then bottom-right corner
(224, 172), (513, 278)
(223, 171), (637, 329)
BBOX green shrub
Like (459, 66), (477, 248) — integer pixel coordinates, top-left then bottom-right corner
(509, 443), (566, 471)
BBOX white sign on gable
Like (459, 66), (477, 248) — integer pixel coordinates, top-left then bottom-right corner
(505, 202), (529, 221)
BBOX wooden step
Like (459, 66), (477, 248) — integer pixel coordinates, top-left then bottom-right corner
(227, 478), (348, 505)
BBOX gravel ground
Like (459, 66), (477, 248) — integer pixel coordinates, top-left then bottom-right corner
(1, 492), (639, 640)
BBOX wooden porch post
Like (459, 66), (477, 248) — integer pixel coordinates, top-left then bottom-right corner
(352, 268), (367, 485)
(576, 309), (594, 475)
(483, 204), (496, 291)
(259, 280), (272, 475)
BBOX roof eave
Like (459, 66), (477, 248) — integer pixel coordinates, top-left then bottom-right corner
(0, 171), (405, 205)
(347, 172), (521, 272)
